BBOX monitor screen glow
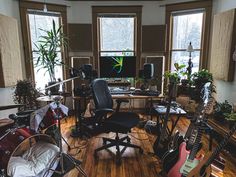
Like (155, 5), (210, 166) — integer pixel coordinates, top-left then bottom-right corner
(99, 56), (136, 78)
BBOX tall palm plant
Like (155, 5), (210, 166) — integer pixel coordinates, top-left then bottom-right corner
(34, 20), (67, 83)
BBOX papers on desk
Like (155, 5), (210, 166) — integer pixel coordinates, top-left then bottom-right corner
(154, 105), (186, 115)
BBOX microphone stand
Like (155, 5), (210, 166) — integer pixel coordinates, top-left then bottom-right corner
(43, 98), (87, 177)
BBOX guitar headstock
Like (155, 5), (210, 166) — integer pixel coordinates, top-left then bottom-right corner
(200, 82), (215, 115)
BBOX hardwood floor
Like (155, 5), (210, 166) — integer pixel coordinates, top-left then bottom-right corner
(60, 115), (236, 177)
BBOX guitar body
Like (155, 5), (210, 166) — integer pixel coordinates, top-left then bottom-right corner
(162, 133), (184, 173)
(167, 142), (201, 177)
(187, 153), (212, 177)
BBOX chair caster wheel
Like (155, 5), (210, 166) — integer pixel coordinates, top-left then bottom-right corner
(116, 159), (121, 165)
(139, 149), (143, 154)
(94, 152), (98, 159)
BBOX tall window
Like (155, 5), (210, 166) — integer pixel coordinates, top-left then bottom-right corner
(166, 1), (212, 74)
(170, 11), (203, 73)
(20, 1), (67, 90)
(99, 16), (135, 57)
(28, 12), (62, 90)
(92, 6), (142, 77)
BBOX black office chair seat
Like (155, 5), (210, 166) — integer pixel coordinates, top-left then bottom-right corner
(91, 79), (143, 164)
(104, 112), (139, 133)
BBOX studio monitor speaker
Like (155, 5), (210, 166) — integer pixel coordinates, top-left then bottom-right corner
(82, 64), (93, 80)
(143, 63), (154, 79)
(145, 56), (165, 94)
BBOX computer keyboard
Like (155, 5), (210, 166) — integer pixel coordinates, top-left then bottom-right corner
(109, 87), (131, 95)
(132, 90), (160, 96)
(110, 90), (132, 94)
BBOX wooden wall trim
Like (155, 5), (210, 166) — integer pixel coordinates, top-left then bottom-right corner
(20, 1), (67, 12)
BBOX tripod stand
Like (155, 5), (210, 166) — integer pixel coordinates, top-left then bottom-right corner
(43, 99), (87, 177)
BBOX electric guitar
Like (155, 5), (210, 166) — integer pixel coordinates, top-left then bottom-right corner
(162, 131), (184, 173)
(187, 122), (236, 177)
(167, 82), (214, 177)
(167, 122), (205, 177)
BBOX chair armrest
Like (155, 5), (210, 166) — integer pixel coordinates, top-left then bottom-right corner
(115, 99), (129, 112)
(95, 108), (114, 116)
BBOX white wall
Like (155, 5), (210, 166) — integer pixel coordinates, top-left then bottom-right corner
(211, 0), (236, 104)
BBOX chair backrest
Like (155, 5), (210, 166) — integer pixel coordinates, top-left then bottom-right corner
(91, 79), (113, 109)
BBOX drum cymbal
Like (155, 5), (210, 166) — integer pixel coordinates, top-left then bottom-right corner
(0, 104), (24, 111)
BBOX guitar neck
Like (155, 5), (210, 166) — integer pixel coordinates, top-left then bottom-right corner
(205, 123), (236, 167)
(188, 125), (204, 160)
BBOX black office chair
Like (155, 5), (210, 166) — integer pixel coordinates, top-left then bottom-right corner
(91, 79), (143, 164)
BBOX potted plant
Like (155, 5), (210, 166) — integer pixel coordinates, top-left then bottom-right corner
(191, 69), (215, 101)
(164, 63), (186, 97)
(214, 100), (233, 123)
(224, 112), (236, 129)
(34, 20), (67, 94)
(13, 79), (40, 111)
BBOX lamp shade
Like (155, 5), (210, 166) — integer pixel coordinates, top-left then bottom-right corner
(186, 42), (194, 52)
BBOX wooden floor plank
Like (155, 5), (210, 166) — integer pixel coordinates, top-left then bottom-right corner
(59, 115), (236, 177)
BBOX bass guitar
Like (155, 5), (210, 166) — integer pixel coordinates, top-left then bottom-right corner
(187, 122), (236, 177)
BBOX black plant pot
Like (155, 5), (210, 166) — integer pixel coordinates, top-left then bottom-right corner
(47, 81), (60, 95)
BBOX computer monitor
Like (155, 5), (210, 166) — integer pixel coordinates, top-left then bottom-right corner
(99, 56), (136, 78)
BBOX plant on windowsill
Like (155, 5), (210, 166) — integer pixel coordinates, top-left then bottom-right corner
(191, 69), (215, 101)
(164, 63), (186, 98)
(33, 20), (67, 94)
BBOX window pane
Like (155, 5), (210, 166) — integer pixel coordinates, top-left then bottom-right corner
(28, 13), (62, 90)
(100, 17), (134, 51)
(171, 51), (200, 74)
(172, 13), (203, 49)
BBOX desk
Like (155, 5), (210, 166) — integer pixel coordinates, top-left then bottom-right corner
(153, 105), (187, 136)
(111, 94), (164, 115)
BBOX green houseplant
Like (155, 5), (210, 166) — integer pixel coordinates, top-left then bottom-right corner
(34, 20), (67, 93)
(191, 69), (215, 101)
(13, 80), (40, 111)
(214, 100), (233, 122)
(164, 63), (186, 97)
(224, 112), (236, 129)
